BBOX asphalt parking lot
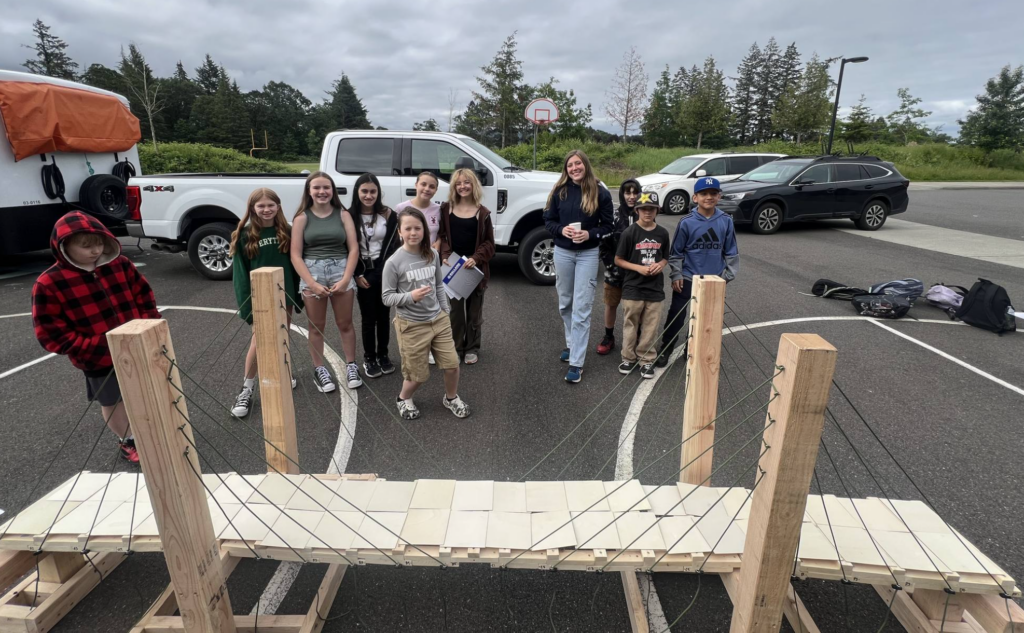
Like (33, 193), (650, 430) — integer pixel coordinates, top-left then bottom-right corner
(1, 188), (1022, 632)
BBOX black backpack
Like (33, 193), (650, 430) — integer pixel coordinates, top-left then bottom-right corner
(955, 279), (1017, 334)
(852, 293), (912, 319)
(812, 278), (869, 301)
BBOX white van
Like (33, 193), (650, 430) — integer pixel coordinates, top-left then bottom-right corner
(636, 152), (785, 215)
(0, 70), (141, 255)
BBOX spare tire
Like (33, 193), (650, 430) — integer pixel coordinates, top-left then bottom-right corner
(79, 174), (128, 220)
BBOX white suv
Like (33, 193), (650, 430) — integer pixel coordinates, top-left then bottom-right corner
(636, 152), (785, 215)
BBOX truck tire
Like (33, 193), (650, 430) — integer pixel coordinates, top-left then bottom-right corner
(188, 223), (235, 280)
(518, 226), (557, 286)
(79, 174), (128, 220)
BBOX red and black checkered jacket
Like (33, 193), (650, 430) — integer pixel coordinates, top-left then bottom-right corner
(31, 211), (160, 374)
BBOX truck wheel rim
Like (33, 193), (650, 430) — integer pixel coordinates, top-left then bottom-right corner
(531, 238), (556, 277)
(758, 208), (779, 231)
(100, 187), (124, 212)
(668, 194), (687, 214)
(198, 235), (231, 272)
(866, 204), (885, 227)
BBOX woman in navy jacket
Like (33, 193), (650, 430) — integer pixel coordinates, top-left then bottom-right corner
(543, 150), (614, 383)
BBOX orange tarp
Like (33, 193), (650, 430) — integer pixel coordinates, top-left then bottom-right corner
(0, 81), (141, 161)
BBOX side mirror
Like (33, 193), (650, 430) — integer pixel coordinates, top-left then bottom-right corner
(694, 169), (707, 178)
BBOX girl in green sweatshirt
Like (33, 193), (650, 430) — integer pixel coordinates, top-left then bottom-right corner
(229, 187), (303, 417)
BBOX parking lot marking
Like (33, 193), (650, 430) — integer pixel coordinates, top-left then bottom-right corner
(837, 218), (1024, 270)
(869, 320), (1024, 398)
(0, 353), (56, 380)
(0, 312), (31, 319)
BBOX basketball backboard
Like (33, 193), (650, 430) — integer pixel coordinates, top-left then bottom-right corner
(525, 98), (560, 125)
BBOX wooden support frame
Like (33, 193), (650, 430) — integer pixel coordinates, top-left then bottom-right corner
(680, 275), (726, 485)
(108, 319), (237, 633)
(729, 334), (838, 633)
(251, 267), (299, 475)
(876, 585), (1024, 633)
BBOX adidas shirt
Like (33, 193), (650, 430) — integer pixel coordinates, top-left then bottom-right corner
(668, 208), (740, 283)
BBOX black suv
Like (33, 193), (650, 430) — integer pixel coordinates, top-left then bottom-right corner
(717, 156), (910, 234)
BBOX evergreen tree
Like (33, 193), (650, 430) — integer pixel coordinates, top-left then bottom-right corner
(871, 116), (892, 143)
(22, 20), (78, 80)
(533, 77), (593, 140)
(413, 118), (441, 131)
(192, 77), (250, 150)
(677, 56), (730, 149)
(80, 64), (123, 94)
(119, 43), (164, 150)
(752, 37), (781, 141)
(888, 87), (932, 144)
(772, 53), (833, 144)
(730, 43), (762, 145)
(473, 32), (531, 147)
(194, 55), (223, 95)
(262, 81), (313, 156)
(842, 95), (874, 143)
(958, 65), (1024, 151)
(642, 66), (679, 147)
(323, 74), (371, 129)
(771, 42), (802, 138)
(160, 63), (199, 143)
(605, 46), (649, 139)
(453, 99), (498, 145)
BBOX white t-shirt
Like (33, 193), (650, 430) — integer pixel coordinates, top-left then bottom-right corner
(395, 200), (441, 245)
(359, 212), (388, 260)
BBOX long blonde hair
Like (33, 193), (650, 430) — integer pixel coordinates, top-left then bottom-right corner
(230, 188), (291, 259)
(546, 150), (599, 215)
(447, 168), (483, 207)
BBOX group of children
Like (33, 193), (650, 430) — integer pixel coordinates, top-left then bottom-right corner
(31, 149), (737, 463)
(544, 150), (739, 383)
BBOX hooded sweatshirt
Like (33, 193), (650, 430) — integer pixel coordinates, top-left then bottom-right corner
(667, 207), (740, 283)
(599, 178), (641, 285)
(32, 211), (160, 374)
(543, 181), (615, 250)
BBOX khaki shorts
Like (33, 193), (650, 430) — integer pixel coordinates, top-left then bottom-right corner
(394, 313), (460, 383)
(604, 283), (623, 309)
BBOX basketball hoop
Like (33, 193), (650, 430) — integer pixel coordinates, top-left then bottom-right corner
(525, 98), (560, 125)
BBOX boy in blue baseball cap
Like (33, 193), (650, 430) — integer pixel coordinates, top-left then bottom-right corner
(654, 177), (739, 368)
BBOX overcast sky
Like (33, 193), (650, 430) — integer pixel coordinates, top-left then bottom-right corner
(2, 0), (1021, 138)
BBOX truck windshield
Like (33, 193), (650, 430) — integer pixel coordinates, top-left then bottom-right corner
(462, 138), (518, 171)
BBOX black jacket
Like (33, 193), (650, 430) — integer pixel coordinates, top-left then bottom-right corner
(600, 178), (640, 270)
(543, 181), (614, 250)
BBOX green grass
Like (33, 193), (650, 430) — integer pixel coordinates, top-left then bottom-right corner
(499, 139), (1024, 187)
(285, 162), (320, 173)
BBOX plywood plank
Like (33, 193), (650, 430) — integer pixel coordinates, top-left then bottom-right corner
(885, 499), (951, 533)
(312, 512), (365, 550)
(721, 488), (753, 521)
(565, 481), (611, 512)
(486, 512), (532, 550)
(100, 473), (147, 501)
(570, 512), (621, 550)
(852, 498), (910, 532)
(349, 512), (407, 550)
(443, 511), (489, 548)
(530, 511), (576, 550)
(492, 482), (528, 512)
(0, 500), (82, 535)
(400, 509), (450, 546)
(659, 516), (712, 555)
(797, 522), (839, 561)
(409, 480), (457, 510)
(258, 509), (325, 549)
(614, 512), (666, 551)
(642, 485), (685, 517)
(327, 480), (379, 512)
(451, 481), (494, 511)
(46, 474), (110, 502)
(366, 482), (415, 512)
(285, 477), (344, 511)
(49, 500), (124, 535)
(678, 485), (727, 516)
(826, 525), (887, 566)
(248, 473), (306, 505)
(525, 482), (568, 512)
(89, 501), (155, 537)
(871, 529), (943, 571)
(212, 474), (265, 505)
(604, 481), (651, 512)
(218, 504), (283, 541)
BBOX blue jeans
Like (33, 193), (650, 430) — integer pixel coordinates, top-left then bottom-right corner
(554, 246), (600, 367)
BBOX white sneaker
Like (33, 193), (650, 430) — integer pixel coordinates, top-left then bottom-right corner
(442, 394), (471, 418)
(428, 352), (435, 365)
(231, 386), (253, 417)
(346, 362), (363, 389)
(313, 366), (336, 393)
(291, 375), (297, 389)
(464, 352), (478, 365)
(396, 396), (420, 420)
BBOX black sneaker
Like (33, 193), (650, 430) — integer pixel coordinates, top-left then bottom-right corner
(363, 358), (383, 379)
(654, 348), (672, 368)
(379, 356), (396, 375)
(618, 360), (637, 375)
(639, 364), (656, 379)
(231, 386), (254, 417)
(314, 366), (336, 393)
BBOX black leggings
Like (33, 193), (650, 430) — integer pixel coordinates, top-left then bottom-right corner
(356, 272), (391, 361)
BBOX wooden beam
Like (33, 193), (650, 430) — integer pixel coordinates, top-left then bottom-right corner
(36, 552), (86, 583)
(957, 592), (1024, 633)
(680, 275), (726, 485)
(251, 267), (299, 475)
(299, 563), (346, 633)
(620, 571), (650, 633)
(914, 588), (966, 622)
(142, 614), (304, 633)
(728, 333), (837, 633)
(107, 319), (237, 633)
(131, 554), (242, 633)
(722, 572), (821, 633)
(0, 550), (36, 592)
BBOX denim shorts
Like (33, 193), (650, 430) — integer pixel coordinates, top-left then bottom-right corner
(301, 258), (357, 294)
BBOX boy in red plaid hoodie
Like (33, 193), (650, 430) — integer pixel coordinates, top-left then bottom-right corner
(32, 211), (160, 463)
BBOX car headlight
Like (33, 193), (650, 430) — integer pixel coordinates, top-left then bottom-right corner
(642, 183), (669, 192)
(722, 192), (749, 201)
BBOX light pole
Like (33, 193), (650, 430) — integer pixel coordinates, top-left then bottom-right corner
(826, 56), (869, 154)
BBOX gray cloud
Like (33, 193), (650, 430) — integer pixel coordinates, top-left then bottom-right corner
(2, 0), (1021, 136)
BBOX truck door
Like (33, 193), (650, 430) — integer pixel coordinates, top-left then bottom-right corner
(329, 137), (403, 209)
(401, 138), (498, 213)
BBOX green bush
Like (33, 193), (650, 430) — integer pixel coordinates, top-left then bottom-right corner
(139, 143), (292, 175)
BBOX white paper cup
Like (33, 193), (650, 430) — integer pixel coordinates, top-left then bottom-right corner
(569, 222), (582, 231)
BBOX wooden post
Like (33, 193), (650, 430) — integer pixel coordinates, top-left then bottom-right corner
(729, 333), (837, 633)
(107, 319), (237, 633)
(680, 275), (726, 485)
(251, 267), (299, 474)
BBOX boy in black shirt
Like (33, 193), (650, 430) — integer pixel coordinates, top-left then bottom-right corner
(614, 192), (671, 379)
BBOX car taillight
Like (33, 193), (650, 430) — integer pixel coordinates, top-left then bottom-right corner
(126, 185), (141, 221)
(901, 180), (910, 188)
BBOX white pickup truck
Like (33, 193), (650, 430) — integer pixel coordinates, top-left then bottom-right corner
(128, 130), (563, 284)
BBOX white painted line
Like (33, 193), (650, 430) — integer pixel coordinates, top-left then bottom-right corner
(0, 312), (31, 319)
(0, 353), (56, 379)
(869, 320), (1024, 398)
